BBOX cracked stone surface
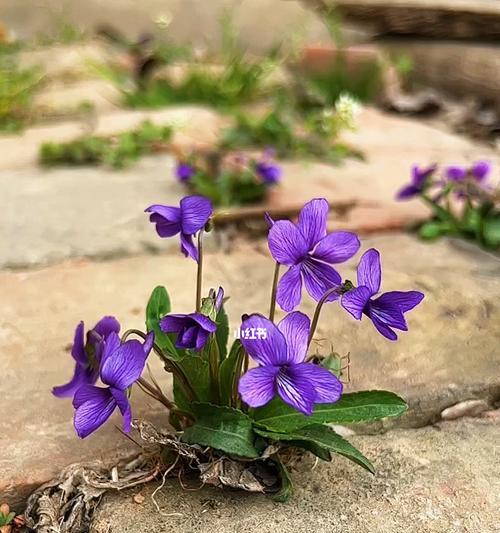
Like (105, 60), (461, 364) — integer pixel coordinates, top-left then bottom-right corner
(92, 418), (500, 533)
(2, 106), (498, 268)
(1, 234), (498, 508)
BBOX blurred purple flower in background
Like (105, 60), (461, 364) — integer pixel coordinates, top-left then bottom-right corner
(73, 331), (154, 438)
(175, 161), (196, 183)
(255, 149), (282, 185)
(396, 164), (436, 200)
(445, 160), (491, 184)
(445, 165), (467, 182)
(341, 249), (424, 341)
(52, 316), (120, 398)
(471, 160), (491, 183)
(145, 195), (212, 261)
(268, 198), (360, 312)
(238, 312), (342, 415)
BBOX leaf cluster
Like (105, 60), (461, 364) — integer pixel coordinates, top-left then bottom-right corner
(39, 120), (173, 169)
(221, 103), (362, 164)
(144, 286), (407, 501)
(0, 47), (41, 133)
(417, 176), (499, 251)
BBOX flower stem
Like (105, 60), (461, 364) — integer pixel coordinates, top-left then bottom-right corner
(137, 377), (175, 410)
(196, 230), (204, 312)
(306, 286), (342, 354)
(421, 193), (459, 228)
(269, 262), (280, 321)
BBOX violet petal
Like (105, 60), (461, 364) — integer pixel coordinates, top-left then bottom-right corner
(357, 248), (381, 295)
(313, 231), (360, 264)
(277, 311), (310, 365)
(297, 198), (328, 249)
(73, 385), (116, 438)
(268, 220), (308, 266)
(276, 264), (303, 312)
(292, 362), (343, 404)
(240, 314), (287, 366)
(238, 365), (279, 408)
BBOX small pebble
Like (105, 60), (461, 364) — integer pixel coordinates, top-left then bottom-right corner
(329, 424), (355, 437)
(482, 408), (500, 420)
(441, 399), (488, 420)
(133, 493), (145, 504)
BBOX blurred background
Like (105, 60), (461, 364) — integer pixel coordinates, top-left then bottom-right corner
(1, 0), (499, 521)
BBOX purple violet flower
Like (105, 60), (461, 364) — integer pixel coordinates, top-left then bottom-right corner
(175, 161), (195, 183)
(145, 195), (212, 262)
(445, 161), (490, 184)
(396, 164), (436, 200)
(72, 331), (154, 438)
(52, 316), (120, 398)
(471, 160), (491, 183)
(160, 313), (216, 352)
(341, 249), (424, 341)
(160, 287), (223, 351)
(238, 312), (343, 415)
(445, 165), (467, 182)
(268, 198), (360, 312)
(255, 150), (282, 185)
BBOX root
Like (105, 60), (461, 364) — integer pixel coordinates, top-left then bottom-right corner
(23, 420), (287, 532)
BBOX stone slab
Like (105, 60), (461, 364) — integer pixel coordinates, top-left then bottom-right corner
(1, 1), (331, 54)
(0, 105), (224, 171)
(2, 107), (498, 268)
(381, 40), (500, 107)
(1, 234), (499, 507)
(332, 0), (500, 39)
(19, 42), (111, 82)
(34, 79), (121, 116)
(93, 418), (500, 533)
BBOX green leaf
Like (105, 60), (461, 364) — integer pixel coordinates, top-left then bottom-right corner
(482, 214), (500, 249)
(255, 424), (374, 473)
(0, 511), (15, 526)
(219, 340), (244, 406)
(290, 438), (331, 461)
(145, 286), (179, 357)
(182, 402), (260, 458)
(173, 354), (211, 412)
(215, 304), (230, 360)
(461, 205), (481, 233)
(251, 391), (407, 433)
(271, 457), (294, 502)
(419, 220), (448, 240)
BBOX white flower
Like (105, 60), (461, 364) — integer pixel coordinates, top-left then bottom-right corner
(335, 93), (362, 130)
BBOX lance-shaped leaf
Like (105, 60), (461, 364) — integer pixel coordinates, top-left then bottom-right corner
(182, 402), (260, 458)
(173, 354), (211, 412)
(219, 340), (244, 407)
(255, 424), (374, 473)
(483, 214), (500, 249)
(251, 390), (407, 433)
(145, 286), (179, 357)
(215, 304), (230, 361)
